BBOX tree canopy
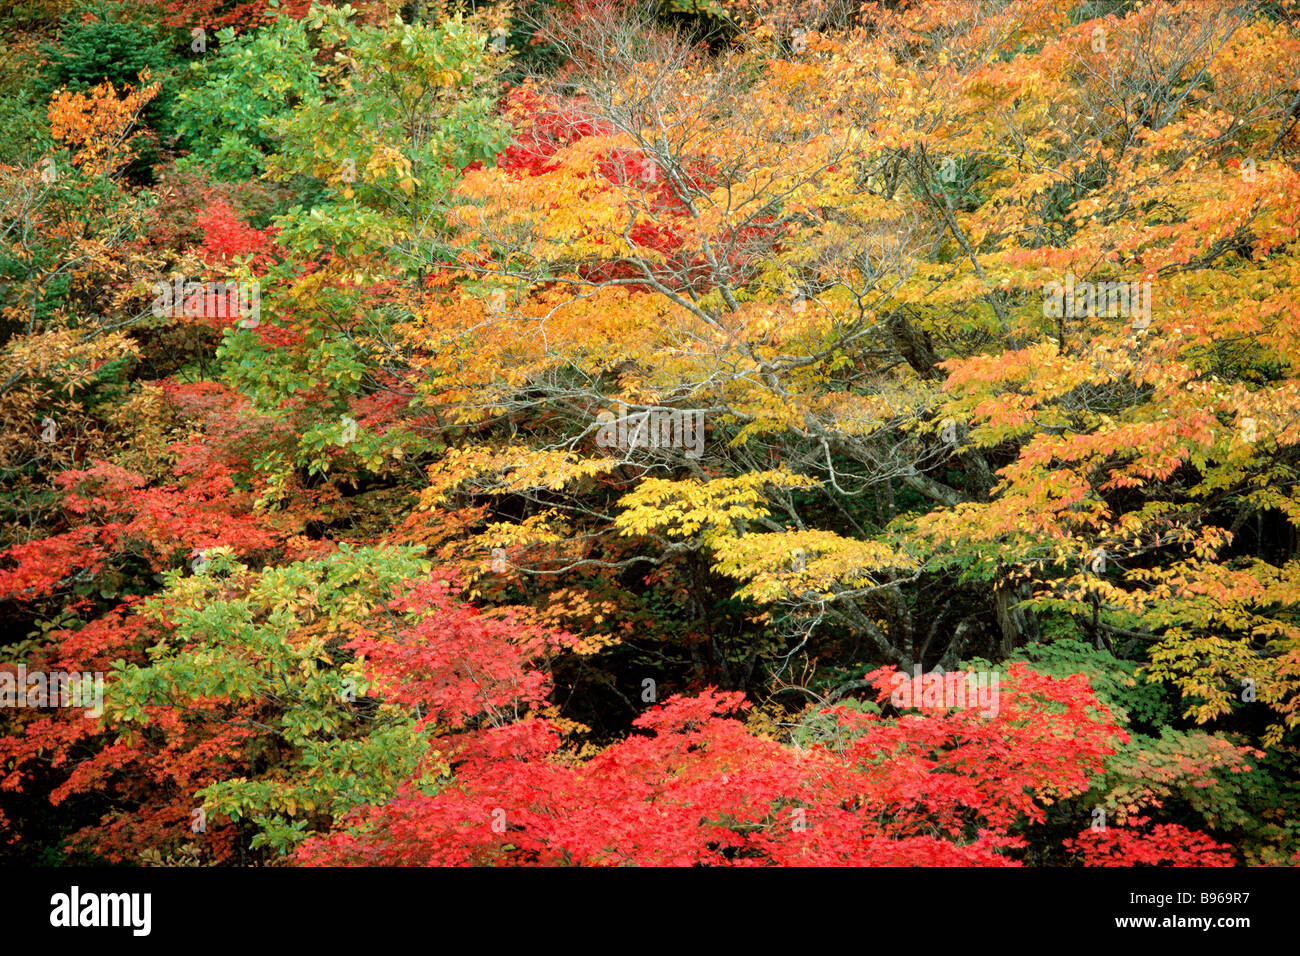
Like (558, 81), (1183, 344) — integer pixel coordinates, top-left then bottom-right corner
(2, 0), (1299, 868)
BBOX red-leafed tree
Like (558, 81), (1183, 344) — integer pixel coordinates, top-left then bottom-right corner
(1065, 818), (1235, 867)
(297, 660), (1233, 866)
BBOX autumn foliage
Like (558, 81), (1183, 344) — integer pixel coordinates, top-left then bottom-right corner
(1, 0), (1299, 868)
